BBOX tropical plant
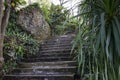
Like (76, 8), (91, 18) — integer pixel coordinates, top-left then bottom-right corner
(72, 0), (120, 80)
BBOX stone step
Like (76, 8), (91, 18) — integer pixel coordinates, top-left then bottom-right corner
(22, 57), (72, 62)
(18, 61), (77, 68)
(42, 44), (72, 48)
(39, 52), (74, 57)
(41, 46), (72, 50)
(26, 52), (73, 58)
(3, 73), (74, 80)
(9, 72), (74, 75)
(43, 40), (73, 45)
(41, 45), (72, 49)
(47, 37), (73, 40)
(48, 35), (73, 38)
(46, 37), (73, 41)
(40, 49), (71, 53)
(44, 40), (73, 45)
(9, 66), (76, 74)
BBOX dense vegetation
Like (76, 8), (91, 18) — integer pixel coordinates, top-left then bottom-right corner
(3, 10), (39, 74)
(3, 1), (78, 74)
(41, 3), (78, 35)
(1, 0), (120, 80)
(72, 0), (120, 80)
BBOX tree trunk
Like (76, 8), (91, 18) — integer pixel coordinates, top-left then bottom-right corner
(0, 35), (4, 77)
(0, 0), (11, 78)
(0, 0), (4, 77)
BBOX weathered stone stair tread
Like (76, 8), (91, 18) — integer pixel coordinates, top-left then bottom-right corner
(19, 61), (77, 66)
(43, 41), (72, 45)
(41, 44), (72, 49)
(14, 71), (73, 76)
(45, 37), (73, 41)
(4, 76), (74, 80)
(41, 46), (72, 50)
(40, 52), (73, 56)
(19, 61), (76, 64)
(46, 37), (73, 41)
(4, 73), (74, 77)
(34, 53), (74, 58)
(9, 67), (76, 76)
(13, 66), (76, 70)
(22, 57), (72, 62)
(18, 61), (77, 68)
(44, 41), (72, 44)
(24, 57), (72, 59)
(42, 44), (72, 47)
(44, 38), (73, 42)
(40, 49), (71, 53)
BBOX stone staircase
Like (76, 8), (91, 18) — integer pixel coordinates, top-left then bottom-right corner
(3, 34), (77, 80)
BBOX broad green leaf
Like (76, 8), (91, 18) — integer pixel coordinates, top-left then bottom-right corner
(114, 16), (120, 36)
(100, 13), (106, 53)
(105, 27), (111, 60)
(112, 21), (120, 56)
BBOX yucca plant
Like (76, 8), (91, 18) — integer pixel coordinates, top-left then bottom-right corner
(72, 0), (120, 80)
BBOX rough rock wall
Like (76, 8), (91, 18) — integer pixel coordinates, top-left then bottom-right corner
(17, 5), (51, 42)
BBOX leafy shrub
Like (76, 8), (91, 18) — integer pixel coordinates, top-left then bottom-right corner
(41, 3), (78, 35)
(3, 11), (39, 74)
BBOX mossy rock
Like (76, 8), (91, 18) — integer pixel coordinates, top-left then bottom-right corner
(17, 4), (51, 42)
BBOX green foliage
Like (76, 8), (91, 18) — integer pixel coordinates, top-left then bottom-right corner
(49, 4), (68, 35)
(54, 19), (78, 35)
(3, 11), (39, 74)
(72, 0), (120, 80)
(41, 3), (78, 35)
(49, 4), (67, 25)
(3, 60), (17, 74)
(11, 0), (26, 7)
(18, 3), (41, 13)
(40, 4), (51, 24)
